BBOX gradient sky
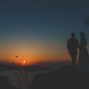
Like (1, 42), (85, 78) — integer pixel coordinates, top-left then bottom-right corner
(0, 0), (89, 65)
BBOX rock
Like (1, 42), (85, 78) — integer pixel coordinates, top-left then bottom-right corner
(31, 64), (89, 89)
(0, 76), (20, 89)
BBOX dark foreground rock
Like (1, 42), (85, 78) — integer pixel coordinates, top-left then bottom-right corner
(0, 76), (20, 89)
(31, 64), (89, 89)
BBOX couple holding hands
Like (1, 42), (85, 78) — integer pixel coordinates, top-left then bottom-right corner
(67, 32), (89, 72)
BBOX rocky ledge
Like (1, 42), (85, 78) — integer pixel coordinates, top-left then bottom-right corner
(0, 76), (20, 89)
(31, 65), (89, 89)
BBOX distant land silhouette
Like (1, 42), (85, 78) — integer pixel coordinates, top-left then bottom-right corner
(0, 64), (52, 71)
(31, 64), (89, 89)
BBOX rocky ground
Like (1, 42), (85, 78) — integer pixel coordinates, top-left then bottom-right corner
(31, 64), (89, 89)
(0, 76), (20, 89)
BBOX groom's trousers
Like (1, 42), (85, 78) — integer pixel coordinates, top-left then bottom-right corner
(71, 54), (77, 67)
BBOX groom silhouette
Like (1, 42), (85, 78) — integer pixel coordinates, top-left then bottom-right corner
(67, 33), (79, 67)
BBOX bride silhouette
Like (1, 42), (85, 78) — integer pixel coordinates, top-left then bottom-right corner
(78, 32), (89, 72)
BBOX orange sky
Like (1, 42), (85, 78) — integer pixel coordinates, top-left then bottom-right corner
(0, 40), (72, 65)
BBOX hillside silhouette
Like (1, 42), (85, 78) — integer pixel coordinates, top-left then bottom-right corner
(0, 64), (52, 71)
(31, 64), (89, 89)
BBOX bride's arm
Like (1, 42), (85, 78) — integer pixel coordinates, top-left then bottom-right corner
(85, 38), (87, 46)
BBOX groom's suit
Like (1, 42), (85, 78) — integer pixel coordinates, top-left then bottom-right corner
(67, 37), (79, 67)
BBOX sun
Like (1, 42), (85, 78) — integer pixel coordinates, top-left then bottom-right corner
(23, 60), (26, 63)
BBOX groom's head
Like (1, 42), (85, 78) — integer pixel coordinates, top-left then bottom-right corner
(71, 33), (75, 38)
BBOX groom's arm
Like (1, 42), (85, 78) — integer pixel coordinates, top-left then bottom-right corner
(67, 39), (70, 50)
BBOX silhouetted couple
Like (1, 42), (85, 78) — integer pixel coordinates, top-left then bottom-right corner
(67, 32), (89, 72)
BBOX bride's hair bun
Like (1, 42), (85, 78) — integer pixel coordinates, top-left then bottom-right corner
(80, 32), (85, 37)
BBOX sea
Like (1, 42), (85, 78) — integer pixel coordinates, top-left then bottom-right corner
(0, 70), (52, 89)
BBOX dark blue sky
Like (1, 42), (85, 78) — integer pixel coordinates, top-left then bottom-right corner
(0, 0), (89, 63)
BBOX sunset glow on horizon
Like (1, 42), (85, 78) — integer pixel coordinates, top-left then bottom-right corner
(0, 38), (70, 65)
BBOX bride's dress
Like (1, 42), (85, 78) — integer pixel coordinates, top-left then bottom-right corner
(78, 37), (89, 72)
